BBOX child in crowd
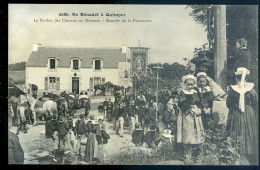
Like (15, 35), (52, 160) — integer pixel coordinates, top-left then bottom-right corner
(132, 122), (144, 147)
(144, 124), (161, 148)
(177, 75), (204, 161)
(196, 72), (214, 130)
(96, 124), (110, 160)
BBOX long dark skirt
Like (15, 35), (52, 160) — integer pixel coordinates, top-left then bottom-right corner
(226, 105), (258, 156)
(85, 132), (95, 162)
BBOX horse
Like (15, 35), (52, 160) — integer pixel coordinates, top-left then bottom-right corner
(60, 91), (76, 117)
(45, 92), (69, 119)
(94, 84), (106, 96)
(61, 91), (91, 118)
(16, 101), (31, 135)
(26, 94), (58, 126)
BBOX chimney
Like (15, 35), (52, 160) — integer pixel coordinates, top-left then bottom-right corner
(32, 43), (42, 52)
(121, 45), (127, 53)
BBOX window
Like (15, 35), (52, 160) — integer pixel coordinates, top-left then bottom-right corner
(49, 77), (56, 89)
(45, 77), (60, 90)
(73, 59), (79, 70)
(94, 77), (101, 85)
(94, 60), (101, 70)
(50, 59), (56, 69)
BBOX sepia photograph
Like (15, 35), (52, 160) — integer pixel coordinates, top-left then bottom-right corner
(8, 4), (258, 165)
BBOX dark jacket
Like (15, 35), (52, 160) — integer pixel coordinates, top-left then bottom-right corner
(148, 107), (157, 122)
(96, 130), (110, 145)
(132, 129), (144, 145)
(228, 48), (251, 73)
(107, 102), (113, 113)
(115, 104), (126, 119)
(8, 130), (24, 164)
(57, 121), (70, 139)
(144, 131), (161, 148)
(75, 119), (87, 135)
(45, 120), (58, 138)
(163, 109), (177, 125)
(128, 104), (136, 117)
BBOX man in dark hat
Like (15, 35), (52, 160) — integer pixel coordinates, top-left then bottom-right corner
(57, 116), (73, 152)
(74, 114), (87, 155)
(44, 115), (59, 161)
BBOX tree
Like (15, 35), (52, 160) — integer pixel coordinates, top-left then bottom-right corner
(186, 5), (258, 90)
(8, 61), (26, 71)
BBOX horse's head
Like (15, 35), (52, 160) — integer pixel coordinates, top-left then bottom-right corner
(60, 91), (67, 97)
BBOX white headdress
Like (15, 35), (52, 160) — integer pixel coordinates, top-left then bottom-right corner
(182, 74), (195, 82)
(197, 72), (207, 77)
(235, 67), (250, 112)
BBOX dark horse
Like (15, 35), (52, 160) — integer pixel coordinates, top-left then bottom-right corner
(94, 84), (106, 96)
(60, 91), (76, 117)
(45, 92), (68, 119)
(60, 91), (91, 118)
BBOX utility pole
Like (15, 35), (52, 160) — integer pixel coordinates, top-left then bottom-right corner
(214, 5), (227, 91)
(138, 39), (141, 47)
(153, 63), (163, 122)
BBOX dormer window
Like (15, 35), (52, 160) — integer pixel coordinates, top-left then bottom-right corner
(48, 58), (59, 71)
(71, 58), (81, 71)
(73, 59), (79, 70)
(50, 59), (56, 69)
(93, 59), (102, 70)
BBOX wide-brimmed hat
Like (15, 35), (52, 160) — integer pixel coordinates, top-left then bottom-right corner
(200, 62), (211, 67)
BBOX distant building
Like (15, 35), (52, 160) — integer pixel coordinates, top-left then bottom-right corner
(26, 43), (132, 94)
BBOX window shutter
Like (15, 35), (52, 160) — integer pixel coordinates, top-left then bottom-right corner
(102, 78), (105, 84)
(56, 77), (60, 90)
(45, 77), (48, 90)
(90, 78), (93, 90)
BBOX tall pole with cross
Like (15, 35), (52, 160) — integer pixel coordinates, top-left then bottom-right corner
(153, 63), (163, 122)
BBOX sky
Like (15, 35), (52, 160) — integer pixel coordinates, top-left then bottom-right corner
(8, 4), (207, 65)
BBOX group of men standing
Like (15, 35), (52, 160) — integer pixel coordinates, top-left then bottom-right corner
(100, 88), (177, 138)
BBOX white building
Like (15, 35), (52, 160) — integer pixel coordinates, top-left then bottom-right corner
(26, 43), (131, 94)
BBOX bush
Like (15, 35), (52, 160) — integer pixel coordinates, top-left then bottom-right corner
(185, 121), (241, 165)
(100, 112), (240, 165)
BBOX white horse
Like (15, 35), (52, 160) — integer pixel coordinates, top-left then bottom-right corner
(25, 94), (58, 126)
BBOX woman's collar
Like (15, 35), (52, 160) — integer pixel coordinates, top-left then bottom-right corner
(198, 86), (211, 93)
(182, 89), (197, 94)
(231, 82), (254, 93)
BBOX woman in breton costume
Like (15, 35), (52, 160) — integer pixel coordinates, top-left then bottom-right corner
(226, 67), (258, 165)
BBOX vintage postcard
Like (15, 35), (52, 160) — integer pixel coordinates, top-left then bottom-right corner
(8, 4), (258, 165)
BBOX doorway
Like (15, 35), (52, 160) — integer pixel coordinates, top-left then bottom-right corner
(72, 77), (79, 94)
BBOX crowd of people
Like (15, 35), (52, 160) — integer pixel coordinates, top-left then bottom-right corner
(8, 38), (258, 165)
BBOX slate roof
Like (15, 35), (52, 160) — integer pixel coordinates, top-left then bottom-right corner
(26, 46), (127, 68)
